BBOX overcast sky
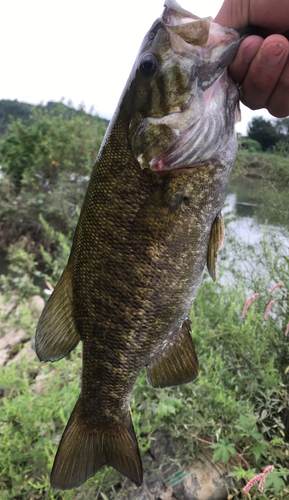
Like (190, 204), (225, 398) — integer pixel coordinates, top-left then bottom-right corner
(1, 0), (274, 134)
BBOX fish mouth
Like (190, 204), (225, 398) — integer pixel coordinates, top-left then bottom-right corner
(148, 72), (240, 172)
(134, 68), (240, 173)
(130, 2), (242, 173)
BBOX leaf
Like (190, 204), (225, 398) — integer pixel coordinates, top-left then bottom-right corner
(156, 398), (182, 419)
(211, 439), (235, 464)
(212, 448), (223, 462)
(228, 467), (247, 481)
(263, 474), (285, 494)
(251, 431), (264, 441)
(271, 437), (284, 445)
(221, 449), (229, 464)
(227, 444), (236, 455)
(251, 442), (268, 462)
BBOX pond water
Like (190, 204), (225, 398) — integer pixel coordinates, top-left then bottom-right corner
(226, 175), (288, 239)
(221, 176), (289, 289)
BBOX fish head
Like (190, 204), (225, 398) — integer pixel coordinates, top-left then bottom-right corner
(126, 0), (241, 172)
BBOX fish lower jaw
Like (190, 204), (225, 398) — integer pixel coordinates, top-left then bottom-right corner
(149, 157), (167, 172)
(148, 156), (220, 173)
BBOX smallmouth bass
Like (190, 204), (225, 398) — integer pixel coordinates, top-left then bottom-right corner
(36, 0), (242, 490)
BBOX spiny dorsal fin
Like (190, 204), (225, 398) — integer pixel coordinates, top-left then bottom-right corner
(50, 398), (143, 489)
(207, 212), (225, 282)
(146, 318), (199, 388)
(35, 266), (80, 362)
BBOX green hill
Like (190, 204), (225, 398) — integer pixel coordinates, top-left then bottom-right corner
(0, 99), (109, 137)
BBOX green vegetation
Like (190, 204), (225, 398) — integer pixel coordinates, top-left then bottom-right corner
(1, 102), (289, 498)
(235, 115), (289, 227)
(247, 115), (289, 151)
(0, 100), (108, 253)
(0, 99), (108, 138)
(248, 117), (280, 151)
(0, 100), (32, 136)
(1, 225), (289, 499)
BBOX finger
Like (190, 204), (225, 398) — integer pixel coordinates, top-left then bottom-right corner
(239, 35), (289, 111)
(214, 0), (250, 29)
(215, 0), (289, 33)
(228, 36), (263, 84)
(267, 58), (289, 117)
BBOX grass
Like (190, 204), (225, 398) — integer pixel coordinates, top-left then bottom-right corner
(1, 217), (289, 499)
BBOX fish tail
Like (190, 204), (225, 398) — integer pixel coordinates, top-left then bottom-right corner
(50, 397), (143, 490)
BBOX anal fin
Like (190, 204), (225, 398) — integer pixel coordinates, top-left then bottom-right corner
(146, 319), (199, 388)
(35, 266), (80, 362)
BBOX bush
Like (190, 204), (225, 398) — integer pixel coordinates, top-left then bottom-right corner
(0, 103), (108, 252)
(248, 117), (280, 151)
(240, 137), (262, 153)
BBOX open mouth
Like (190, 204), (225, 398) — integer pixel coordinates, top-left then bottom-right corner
(140, 71), (239, 172)
(130, 6), (242, 174)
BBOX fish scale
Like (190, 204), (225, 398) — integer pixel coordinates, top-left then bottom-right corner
(35, 0), (242, 490)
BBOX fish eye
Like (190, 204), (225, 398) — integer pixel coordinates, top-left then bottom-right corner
(139, 54), (158, 76)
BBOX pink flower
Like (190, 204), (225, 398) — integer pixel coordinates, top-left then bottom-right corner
(265, 300), (274, 321)
(241, 293), (259, 319)
(269, 283), (285, 294)
(285, 322), (289, 337)
(243, 466), (274, 494)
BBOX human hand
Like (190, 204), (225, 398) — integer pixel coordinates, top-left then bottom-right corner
(215, 0), (289, 117)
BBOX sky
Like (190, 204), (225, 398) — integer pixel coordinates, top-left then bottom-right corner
(1, 0), (275, 135)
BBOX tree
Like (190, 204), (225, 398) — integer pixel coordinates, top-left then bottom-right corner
(0, 104), (108, 187)
(247, 117), (279, 151)
(274, 117), (289, 136)
(0, 102), (108, 251)
(0, 99), (32, 136)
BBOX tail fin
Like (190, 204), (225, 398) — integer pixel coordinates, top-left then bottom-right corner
(50, 398), (143, 490)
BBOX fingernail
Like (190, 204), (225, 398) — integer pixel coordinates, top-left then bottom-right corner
(243, 42), (262, 64)
(264, 43), (286, 65)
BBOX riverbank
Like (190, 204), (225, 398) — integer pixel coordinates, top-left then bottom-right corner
(1, 105), (289, 498)
(231, 148), (289, 228)
(1, 219), (289, 499)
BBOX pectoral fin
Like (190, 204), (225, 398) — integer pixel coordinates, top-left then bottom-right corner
(35, 266), (80, 362)
(207, 212), (225, 282)
(146, 319), (199, 388)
